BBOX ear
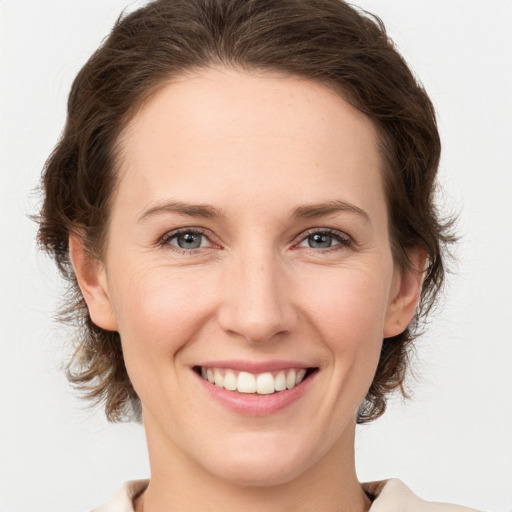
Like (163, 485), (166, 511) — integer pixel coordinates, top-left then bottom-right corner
(383, 247), (427, 338)
(68, 234), (118, 331)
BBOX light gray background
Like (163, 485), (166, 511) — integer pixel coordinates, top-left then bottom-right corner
(1, 1), (511, 511)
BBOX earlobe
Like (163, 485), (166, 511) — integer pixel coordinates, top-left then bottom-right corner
(68, 234), (118, 331)
(383, 248), (427, 338)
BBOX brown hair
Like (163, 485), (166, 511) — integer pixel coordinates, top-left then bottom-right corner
(38, 0), (455, 423)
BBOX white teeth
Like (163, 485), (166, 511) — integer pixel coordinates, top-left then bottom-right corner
(200, 367), (311, 394)
(286, 369), (296, 389)
(223, 370), (237, 391)
(214, 369), (224, 388)
(256, 372), (275, 395)
(275, 371), (287, 391)
(237, 371), (256, 393)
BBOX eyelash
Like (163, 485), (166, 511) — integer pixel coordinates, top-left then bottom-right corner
(158, 227), (352, 254)
(294, 228), (352, 252)
(159, 227), (215, 254)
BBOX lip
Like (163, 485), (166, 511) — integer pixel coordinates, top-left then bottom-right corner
(195, 359), (311, 373)
(193, 361), (317, 416)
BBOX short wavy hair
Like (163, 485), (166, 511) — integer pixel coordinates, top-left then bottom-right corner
(38, 0), (455, 423)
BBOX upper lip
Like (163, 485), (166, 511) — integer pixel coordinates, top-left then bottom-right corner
(194, 360), (316, 373)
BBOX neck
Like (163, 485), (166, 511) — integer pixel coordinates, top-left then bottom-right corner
(138, 413), (371, 512)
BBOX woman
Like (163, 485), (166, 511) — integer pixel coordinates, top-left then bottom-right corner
(37, 0), (479, 510)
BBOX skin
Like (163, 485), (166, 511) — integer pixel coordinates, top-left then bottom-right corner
(71, 67), (424, 512)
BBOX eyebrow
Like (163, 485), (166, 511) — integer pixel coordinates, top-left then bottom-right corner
(291, 200), (371, 223)
(138, 200), (224, 223)
(137, 199), (371, 224)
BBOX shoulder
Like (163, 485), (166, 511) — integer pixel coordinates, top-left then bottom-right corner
(92, 478), (482, 512)
(364, 479), (483, 512)
(91, 480), (148, 512)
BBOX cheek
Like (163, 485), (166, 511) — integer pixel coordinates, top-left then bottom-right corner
(300, 266), (392, 346)
(108, 265), (217, 369)
(298, 265), (392, 400)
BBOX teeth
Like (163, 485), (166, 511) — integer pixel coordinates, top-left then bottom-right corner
(286, 369), (296, 389)
(296, 368), (306, 384)
(223, 371), (237, 391)
(256, 372), (275, 395)
(275, 371), (286, 391)
(214, 369), (224, 388)
(200, 367), (310, 394)
(237, 371), (256, 393)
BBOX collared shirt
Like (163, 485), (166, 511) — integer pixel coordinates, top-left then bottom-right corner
(92, 479), (482, 511)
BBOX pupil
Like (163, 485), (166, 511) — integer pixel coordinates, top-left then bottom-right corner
(178, 232), (201, 249)
(309, 233), (332, 248)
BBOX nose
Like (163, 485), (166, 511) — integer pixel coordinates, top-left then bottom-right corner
(217, 249), (298, 344)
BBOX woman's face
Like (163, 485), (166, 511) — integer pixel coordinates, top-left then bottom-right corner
(80, 67), (419, 486)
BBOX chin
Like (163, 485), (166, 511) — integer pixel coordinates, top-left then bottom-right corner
(209, 457), (308, 488)
(197, 434), (324, 488)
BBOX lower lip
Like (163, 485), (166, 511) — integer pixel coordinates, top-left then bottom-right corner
(194, 371), (316, 416)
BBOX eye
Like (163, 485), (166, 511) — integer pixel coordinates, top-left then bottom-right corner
(162, 229), (212, 250)
(297, 230), (351, 250)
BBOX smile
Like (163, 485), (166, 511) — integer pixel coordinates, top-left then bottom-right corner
(197, 366), (315, 395)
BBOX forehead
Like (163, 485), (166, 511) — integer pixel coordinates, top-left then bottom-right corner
(114, 67), (384, 220)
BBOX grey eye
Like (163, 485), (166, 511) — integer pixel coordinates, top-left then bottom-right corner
(297, 230), (351, 250)
(170, 231), (206, 249)
(307, 233), (335, 248)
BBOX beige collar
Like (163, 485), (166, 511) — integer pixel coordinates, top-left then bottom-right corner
(93, 478), (480, 512)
